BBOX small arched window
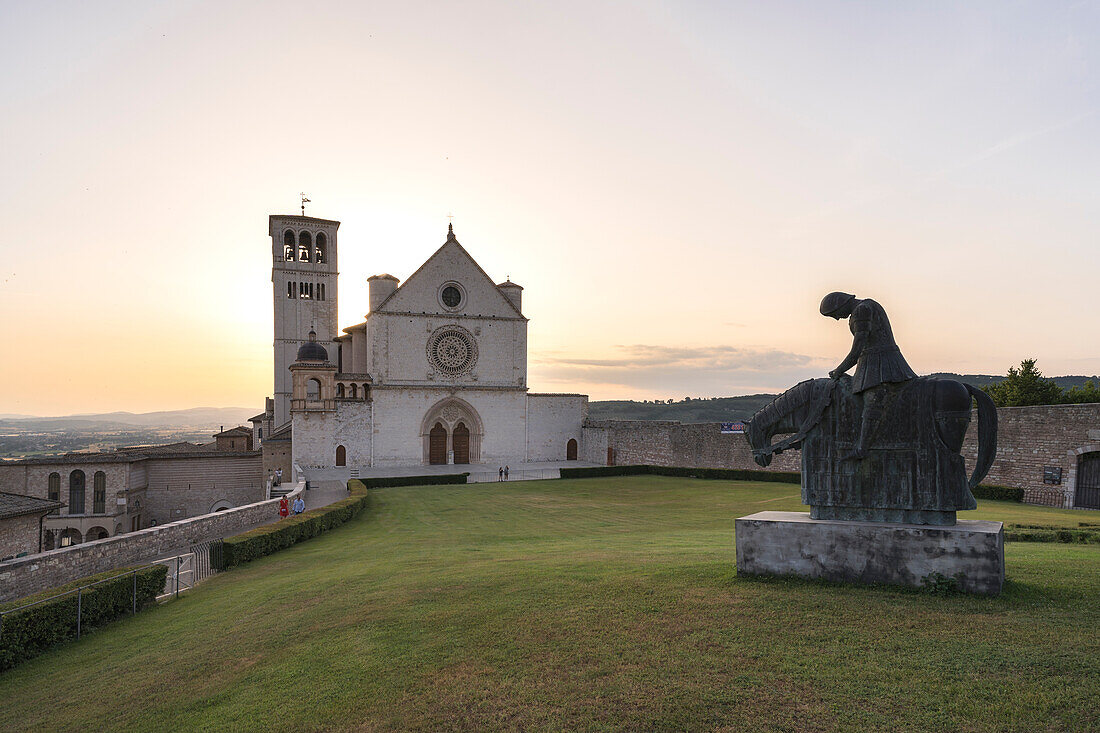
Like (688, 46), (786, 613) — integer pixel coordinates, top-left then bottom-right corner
(349, 383), (357, 399)
(93, 471), (106, 514)
(307, 378), (321, 400)
(48, 472), (60, 514)
(316, 232), (327, 263)
(69, 470), (86, 514)
(362, 384), (370, 401)
(319, 283), (325, 301)
(336, 383), (345, 398)
(336, 445), (346, 466)
(284, 230), (295, 261)
(298, 231), (312, 262)
(288, 281), (294, 299)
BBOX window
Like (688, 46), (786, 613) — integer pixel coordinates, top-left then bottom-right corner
(307, 378), (321, 400)
(318, 283), (325, 301)
(336, 383), (345, 398)
(298, 231), (312, 262)
(316, 232), (327, 263)
(93, 471), (106, 514)
(308, 282), (314, 299)
(69, 470), (86, 514)
(349, 383), (357, 399)
(284, 230), (295, 261)
(288, 281), (294, 298)
(48, 472), (60, 514)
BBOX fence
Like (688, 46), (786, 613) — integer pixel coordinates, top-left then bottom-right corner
(466, 468), (560, 483)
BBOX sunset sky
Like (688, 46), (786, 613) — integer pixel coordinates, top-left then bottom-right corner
(1, 1), (1098, 415)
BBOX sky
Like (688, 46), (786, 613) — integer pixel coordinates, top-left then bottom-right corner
(1, 0), (1098, 415)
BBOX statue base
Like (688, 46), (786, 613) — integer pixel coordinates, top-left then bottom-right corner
(810, 505), (956, 525)
(735, 511), (1004, 595)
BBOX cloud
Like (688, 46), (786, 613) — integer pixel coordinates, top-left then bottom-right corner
(530, 344), (831, 397)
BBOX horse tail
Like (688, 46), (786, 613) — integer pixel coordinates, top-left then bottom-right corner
(966, 384), (998, 489)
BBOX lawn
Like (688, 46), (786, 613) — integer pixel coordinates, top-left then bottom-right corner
(1, 477), (1098, 732)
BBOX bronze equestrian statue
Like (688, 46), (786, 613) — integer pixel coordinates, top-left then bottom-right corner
(745, 292), (997, 526)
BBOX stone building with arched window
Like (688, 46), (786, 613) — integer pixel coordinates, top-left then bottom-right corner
(264, 216), (587, 469)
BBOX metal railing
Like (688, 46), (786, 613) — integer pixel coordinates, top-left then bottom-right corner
(466, 468), (560, 483)
(0, 540), (225, 646)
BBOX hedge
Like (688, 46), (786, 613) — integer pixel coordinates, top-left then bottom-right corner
(558, 464), (801, 484)
(972, 484), (1025, 502)
(0, 563), (167, 672)
(357, 473), (467, 489)
(222, 482), (371, 568)
(1004, 523), (1100, 544)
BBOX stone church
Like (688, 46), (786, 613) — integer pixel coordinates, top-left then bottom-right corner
(256, 213), (588, 469)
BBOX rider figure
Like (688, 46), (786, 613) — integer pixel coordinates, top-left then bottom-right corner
(820, 292), (917, 461)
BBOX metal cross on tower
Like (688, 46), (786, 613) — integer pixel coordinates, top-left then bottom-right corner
(300, 193), (311, 216)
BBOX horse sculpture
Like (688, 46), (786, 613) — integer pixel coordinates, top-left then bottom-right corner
(745, 374), (997, 525)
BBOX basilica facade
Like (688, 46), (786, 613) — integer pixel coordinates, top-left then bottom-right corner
(258, 214), (587, 469)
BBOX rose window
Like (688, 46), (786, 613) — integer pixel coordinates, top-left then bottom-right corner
(427, 327), (477, 375)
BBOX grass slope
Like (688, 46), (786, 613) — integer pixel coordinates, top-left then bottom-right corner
(1, 477), (1097, 732)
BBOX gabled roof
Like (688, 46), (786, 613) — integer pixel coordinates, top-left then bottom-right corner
(248, 413), (267, 423)
(370, 225), (526, 320)
(214, 426), (252, 438)
(0, 492), (65, 520)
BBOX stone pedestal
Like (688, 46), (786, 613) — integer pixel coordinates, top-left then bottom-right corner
(735, 511), (1004, 595)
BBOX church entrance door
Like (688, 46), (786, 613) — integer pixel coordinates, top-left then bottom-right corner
(429, 423), (448, 465)
(453, 422), (470, 464)
(567, 438), (578, 461)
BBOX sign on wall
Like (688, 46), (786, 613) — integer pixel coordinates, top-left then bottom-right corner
(1043, 466), (1062, 485)
(721, 422), (746, 434)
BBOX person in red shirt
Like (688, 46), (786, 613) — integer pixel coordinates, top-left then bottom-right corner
(278, 496), (289, 518)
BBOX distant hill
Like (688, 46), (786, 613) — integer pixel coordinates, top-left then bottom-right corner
(588, 374), (1100, 423)
(0, 407), (258, 432)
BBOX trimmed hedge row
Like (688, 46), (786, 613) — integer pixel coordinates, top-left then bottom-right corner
(0, 564), (167, 672)
(222, 482), (371, 568)
(972, 484), (1025, 502)
(558, 464), (801, 485)
(357, 474), (467, 489)
(1005, 528), (1100, 543)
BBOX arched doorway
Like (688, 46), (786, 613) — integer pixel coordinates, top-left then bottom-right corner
(567, 438), (578, 461)
(86, 526), (109, 542)
(429, 423), (448, 465)
(453, 422), (470, 464)
(1075, 452), (1100, 509)
(336, 445), (347, 467)
(420, 397), (485, 465)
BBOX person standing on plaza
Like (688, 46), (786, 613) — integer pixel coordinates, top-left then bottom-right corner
(504, 465), (510, 481)
(292, 495), (305, 515)
(278, 495), (289, 518)
(498, 466), (504, 481)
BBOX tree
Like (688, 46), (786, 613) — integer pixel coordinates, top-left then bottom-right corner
(982, 359), (1064, 407)
(1061, 379), (1100, 404)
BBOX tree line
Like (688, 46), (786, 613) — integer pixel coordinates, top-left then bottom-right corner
(983, 359), (1100, 407)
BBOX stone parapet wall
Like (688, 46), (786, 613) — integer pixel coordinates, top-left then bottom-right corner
(581, 420), (801, 474)
(0, 482), (303, 603)
(961, 402), (1100, 509)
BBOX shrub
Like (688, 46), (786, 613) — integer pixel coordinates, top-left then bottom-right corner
(222, 482), (371, 568)
(357, 474), (467, 489)
(558, 465), (801, 484)
(971, 484), (1025, 502)
(0, 564), (166, 672)
(1003, 523), (1100, 543)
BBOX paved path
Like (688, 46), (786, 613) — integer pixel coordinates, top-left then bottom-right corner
(303, 460), (602, 485)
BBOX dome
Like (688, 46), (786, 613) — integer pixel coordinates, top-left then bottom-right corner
(296, 330), (329, 362)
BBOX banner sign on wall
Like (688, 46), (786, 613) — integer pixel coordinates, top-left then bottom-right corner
(721, 422), (746, 434)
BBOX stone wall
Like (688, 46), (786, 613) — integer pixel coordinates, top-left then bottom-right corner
(586, 402), (1100, 509)
(0, 483), (304, 603)
(143, 455), (265, 525)
(0, 513), (42, 559)
(526, 393), (587, 462)
(960, 402), (1100, 508)
(581, 420), (801, 474)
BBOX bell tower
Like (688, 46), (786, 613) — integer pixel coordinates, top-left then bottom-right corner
(269, 213), (340, 428)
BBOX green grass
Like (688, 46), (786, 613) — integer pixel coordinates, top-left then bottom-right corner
(1, 477), (1097, 732)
